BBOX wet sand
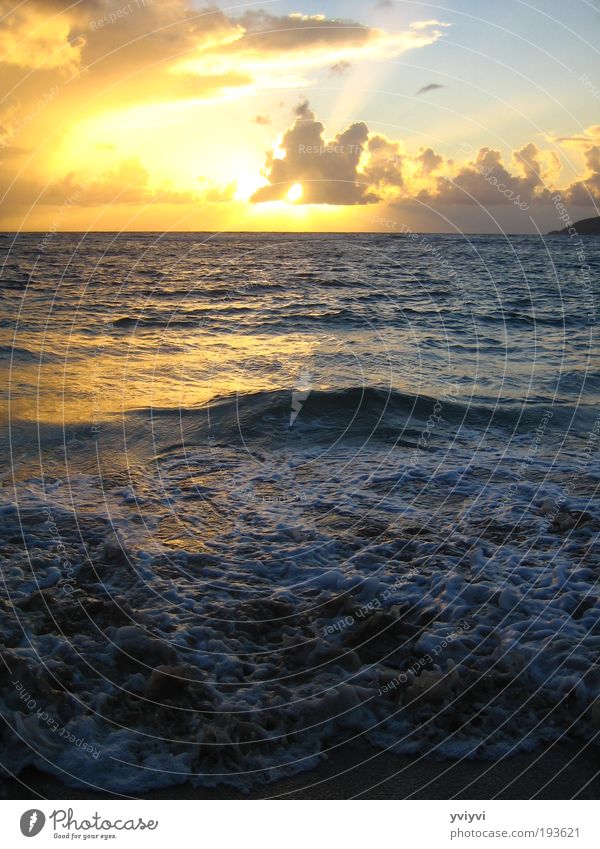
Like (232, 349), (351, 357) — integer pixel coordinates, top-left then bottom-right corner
(2, 740), (598, 800)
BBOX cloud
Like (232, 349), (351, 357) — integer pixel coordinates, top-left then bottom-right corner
(187, 11), (449, 80)
(0, 0), (242, 110)
(295, 99), (313, 119)
(422, 146), (547, 206)
(563, 144), (600, 205)
(556, 135), (593, 145)
(0, 1), (233, 73)
(3, 3), (597, 224)
(411, 20), (452, 31)
(554, 125), (600, 148)
(329, 60), (351, 75)
(0, 3), (450, 132)
(0, 157), (234, 211)
(361, 135), (404, 190)
(251, 102), (377, 205)
(0, 1), (451, 108)
(548, 125), (600, 205)
(415, 147), (443, 174)
(0, 3), (452, 223)
(250, 107), (591, 210)
(0, 0), (85, 70)
(514, 142), (561, 188)
(230, 10), (375, 54)
(416, 83), (445, 95)
(547, 126), (599, 206)
(81, 3), (235, 72)
(0, 2), (449, 115)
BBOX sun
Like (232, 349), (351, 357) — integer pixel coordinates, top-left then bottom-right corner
(286, 182), (303, 202)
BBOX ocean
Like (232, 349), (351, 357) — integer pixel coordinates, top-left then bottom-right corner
(1, 231), (599, 793)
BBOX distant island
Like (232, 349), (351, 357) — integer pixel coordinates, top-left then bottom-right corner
(549, 215), (600, 235)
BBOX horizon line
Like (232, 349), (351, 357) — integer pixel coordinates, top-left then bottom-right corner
(0, 230), (566, 237)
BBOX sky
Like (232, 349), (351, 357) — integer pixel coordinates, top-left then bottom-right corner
(0, 0), (599, 233)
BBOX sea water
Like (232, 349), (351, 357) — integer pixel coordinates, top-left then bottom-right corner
(0, 231), (598, 791)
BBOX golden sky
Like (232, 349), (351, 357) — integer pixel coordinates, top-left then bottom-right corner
(0, 0), (598, 232)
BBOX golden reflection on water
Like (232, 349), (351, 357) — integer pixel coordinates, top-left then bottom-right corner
(2, 331), (343, 425)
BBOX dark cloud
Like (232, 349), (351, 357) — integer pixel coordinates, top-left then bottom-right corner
(564, 145), (600, 205)
(329, 60), (351, 75)
(416, 147), (443, 174)
(77, 2), (233, 74)
(250, 107), (585, 210)
(252, 114), (272, 125)
(513, 142), (554, 190)
(252, 103), (377, 205)
(219, 12), (448, 65)
(362, 135), (403, 188)
(428, 150), (524, 205)
(416, 83), (445, 95)
(552, 126), (600, 204)
(229, 11), (374, 55)
(295, 99), (312, 119)
(556, 135), (592, 144)
(421, 144), (558, 207)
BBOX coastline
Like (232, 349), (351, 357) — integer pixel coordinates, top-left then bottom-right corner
(2, 740), (598, 800)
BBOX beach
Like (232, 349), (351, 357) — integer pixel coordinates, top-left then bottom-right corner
(2, 741), (598, 800)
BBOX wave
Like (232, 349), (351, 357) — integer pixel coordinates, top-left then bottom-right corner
(136, 385), (593, 447)
(2, 436), (599, 792)
(109, 307), (588, 335)
(0, 344), (61, 363)
(153, 282), (286, 298)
